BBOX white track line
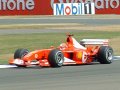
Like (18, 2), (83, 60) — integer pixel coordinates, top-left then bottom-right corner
(113, 56), (120, 61)
(0, 65), (17, 68)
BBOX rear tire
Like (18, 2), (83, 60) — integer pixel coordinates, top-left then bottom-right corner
(14, 49), (29, 67)
(97, 46), (113, 64)
(48, 49), (64, 67)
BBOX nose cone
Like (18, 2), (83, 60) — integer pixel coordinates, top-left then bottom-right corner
(9, 58), (14, 65)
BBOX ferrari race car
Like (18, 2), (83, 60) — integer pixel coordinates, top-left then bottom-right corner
(9, 35), (113, 67)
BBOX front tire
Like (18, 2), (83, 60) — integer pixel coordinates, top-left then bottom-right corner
(97, 46), (113, 64)
(48, 49), (64, 67)
(14, 49), (29, 67)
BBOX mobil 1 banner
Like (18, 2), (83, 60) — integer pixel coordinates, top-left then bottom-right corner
(53, 3), (95, 15)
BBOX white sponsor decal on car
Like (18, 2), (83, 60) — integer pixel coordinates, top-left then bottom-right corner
(14, 59), (24, 65)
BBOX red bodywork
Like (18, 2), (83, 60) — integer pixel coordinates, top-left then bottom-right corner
(9, 35), (106, 67)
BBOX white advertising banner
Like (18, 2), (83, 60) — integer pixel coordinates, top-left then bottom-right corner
(54, 3), (95, 15)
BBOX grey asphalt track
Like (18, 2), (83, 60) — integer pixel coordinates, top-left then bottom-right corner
(1, 18), (120, 25)
(0, 29), (85, 35)
(0, 15), (120, 35)
(0, 61), (120, 90)
(1, 15), (120, 26)
(0, 15), (120, 90)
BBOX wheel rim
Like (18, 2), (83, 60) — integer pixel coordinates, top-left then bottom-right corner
(56, 52), (64, 65)
(106, 49), (113, 61)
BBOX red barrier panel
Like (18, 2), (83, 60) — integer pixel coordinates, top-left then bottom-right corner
(0, 0), (120, 15)
(95, 0), (120, 14)
(0, 0), (52, 15)
(52, 0), (120, 14)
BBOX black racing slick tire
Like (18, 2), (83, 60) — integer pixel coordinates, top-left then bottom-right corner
(14, 49), (29, 59)
(97, 46), (113, 64)
(14, 49), (29, 67)
(48, 49), (64, 67)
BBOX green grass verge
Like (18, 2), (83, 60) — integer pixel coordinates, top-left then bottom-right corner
(0, 31), (120, 64)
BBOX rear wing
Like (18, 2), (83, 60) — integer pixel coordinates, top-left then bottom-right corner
(80, 39), (109, 46)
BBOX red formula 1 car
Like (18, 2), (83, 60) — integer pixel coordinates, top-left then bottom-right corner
(9, 35), (113, 67)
